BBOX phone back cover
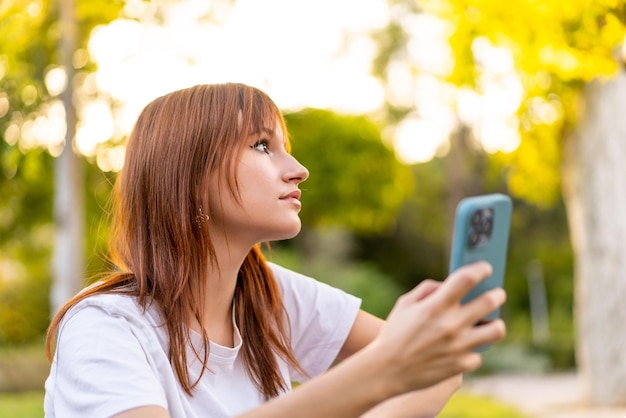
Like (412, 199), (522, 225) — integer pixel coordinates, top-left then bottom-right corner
(449, 193), (512, 320)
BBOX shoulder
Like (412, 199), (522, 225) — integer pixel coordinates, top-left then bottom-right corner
(46, 292), (172, 418)
(58, 290), (166, 347)
(64, 291), (146, 323)
(52, 290), (170, 381)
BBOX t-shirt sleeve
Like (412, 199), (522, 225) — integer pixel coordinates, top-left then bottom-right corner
(45, 299), (169, 418)
(269, 263), (362, 382)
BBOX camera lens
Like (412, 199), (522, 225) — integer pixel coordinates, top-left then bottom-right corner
(483, 218), (493, 234)
(468, 231), (480, 247)
(471, 210), (482, 225)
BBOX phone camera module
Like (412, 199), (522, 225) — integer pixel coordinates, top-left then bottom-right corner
(468, 207), (495, 249)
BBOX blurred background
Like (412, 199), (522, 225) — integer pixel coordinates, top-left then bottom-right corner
(1, 0), (626, 417)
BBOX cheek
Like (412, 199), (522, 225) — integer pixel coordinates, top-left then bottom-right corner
(206, 175), (239, 217)
(237, 161), (272, 193)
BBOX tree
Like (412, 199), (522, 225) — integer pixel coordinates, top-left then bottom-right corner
(373, 0), (626, 405)
(51, 0), (84, 317)
(561, 71), (626, 405)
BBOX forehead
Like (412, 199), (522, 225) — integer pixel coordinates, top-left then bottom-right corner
(252, 120), (286, 141)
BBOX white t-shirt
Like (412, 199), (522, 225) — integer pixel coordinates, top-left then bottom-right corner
(44, 262), (361, 418)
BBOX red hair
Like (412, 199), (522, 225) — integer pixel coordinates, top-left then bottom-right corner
(46, 83), (303, 398)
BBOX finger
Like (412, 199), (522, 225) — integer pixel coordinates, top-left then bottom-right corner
(465, 318), (507, 350)
(457, 351), (484, 374)
(411, 279), (442, 302)
(435, 261), (493, 306)
(393, 279), (442, 311)
(460, 287), (507, 327)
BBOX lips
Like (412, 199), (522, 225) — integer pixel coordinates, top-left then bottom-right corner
(280, 190), (302, 210)
(280, 190), (302, 201)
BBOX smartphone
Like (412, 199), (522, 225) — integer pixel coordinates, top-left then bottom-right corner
(449, 193), (512, 324)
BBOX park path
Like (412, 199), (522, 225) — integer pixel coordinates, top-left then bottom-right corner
(462, 373), (626, 418)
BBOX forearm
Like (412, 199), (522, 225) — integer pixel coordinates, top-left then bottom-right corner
(358, 374), (463, 418)
(237, 343), (398, 418)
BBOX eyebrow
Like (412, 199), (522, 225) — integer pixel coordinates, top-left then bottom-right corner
(253, 124), (288, 149)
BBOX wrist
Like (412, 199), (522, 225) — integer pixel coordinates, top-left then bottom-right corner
(347, 339), (406, 401)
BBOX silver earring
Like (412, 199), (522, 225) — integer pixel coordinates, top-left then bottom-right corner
(196, 206), (210, 225)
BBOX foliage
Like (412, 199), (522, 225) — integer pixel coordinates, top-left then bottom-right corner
(353, 145), (511, 287)
(424, 0), (625, 83)
(422, 0), (626, 205)
(0, 0), (124, 133)
(353, 156), (452, 288)
(0, 147), (53, 344)
(285, 109), (414, 234)
(373, 0), (626, 207)
(0, 274), (50, 345)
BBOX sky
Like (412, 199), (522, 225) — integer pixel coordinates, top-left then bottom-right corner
(34, 0), (524, 170)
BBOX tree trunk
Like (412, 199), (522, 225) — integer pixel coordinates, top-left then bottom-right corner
(562, 67), (626, 406)
(51, 0), (84, 314)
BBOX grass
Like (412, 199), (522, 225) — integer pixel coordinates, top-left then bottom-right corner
(440, 391), (531, 418)
(1, 390), (530, 418)
(0, 391), (44, 418)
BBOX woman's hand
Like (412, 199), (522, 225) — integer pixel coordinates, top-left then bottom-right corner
(370, 261), (506, 395)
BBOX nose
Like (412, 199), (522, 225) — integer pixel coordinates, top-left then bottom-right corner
(285, 153), (309, 184)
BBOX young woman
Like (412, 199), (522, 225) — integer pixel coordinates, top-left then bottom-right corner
(44, 83), (506, 418)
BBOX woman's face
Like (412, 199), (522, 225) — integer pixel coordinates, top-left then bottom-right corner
(208, 124), (309, 246)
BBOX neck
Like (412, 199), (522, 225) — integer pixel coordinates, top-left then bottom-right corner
(200, 233), (253, 348)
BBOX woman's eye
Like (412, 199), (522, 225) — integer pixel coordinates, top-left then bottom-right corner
(251, 140), (270, 154)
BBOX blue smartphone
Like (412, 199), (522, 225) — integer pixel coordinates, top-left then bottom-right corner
(449, 193), (512, 324)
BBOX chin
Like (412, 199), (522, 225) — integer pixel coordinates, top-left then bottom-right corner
(269, 222), (302, 241)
